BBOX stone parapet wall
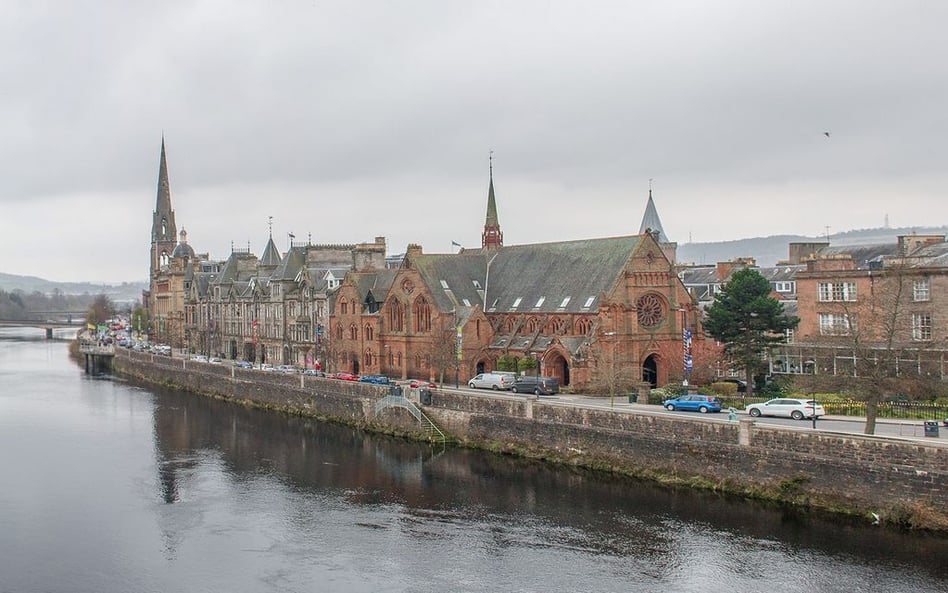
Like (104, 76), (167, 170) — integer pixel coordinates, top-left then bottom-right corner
(424, 391), (947, 516)
(112, 349), (948, 526)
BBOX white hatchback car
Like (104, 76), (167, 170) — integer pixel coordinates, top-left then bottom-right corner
(745, 398), (825, 420)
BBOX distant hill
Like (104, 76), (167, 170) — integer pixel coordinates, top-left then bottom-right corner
(0, 272), (145, 304)
(676, 226), (948, 268)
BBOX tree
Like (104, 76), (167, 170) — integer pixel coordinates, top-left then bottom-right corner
(86, 294), (116, 326)
(703, 268), (798, 396)
(424, 318), (459, 386)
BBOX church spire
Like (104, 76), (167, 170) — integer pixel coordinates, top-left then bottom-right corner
(150, 136), (178, 277)
(481, 151), (503, 250)
(638, 183), (669, 243)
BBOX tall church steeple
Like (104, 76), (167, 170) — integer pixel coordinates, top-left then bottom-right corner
(150, 137), (178, 277)
(481, 152), (503, 250)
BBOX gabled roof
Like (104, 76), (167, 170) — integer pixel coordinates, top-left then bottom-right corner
(408, 235), (644, 314)
(484, 236), (642, 313)
(348, 269), (399, 308)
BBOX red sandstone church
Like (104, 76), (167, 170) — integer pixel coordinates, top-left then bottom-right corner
(329, 166), (697, 391)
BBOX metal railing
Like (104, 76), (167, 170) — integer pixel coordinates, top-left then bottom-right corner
(374, 394), (449, 443)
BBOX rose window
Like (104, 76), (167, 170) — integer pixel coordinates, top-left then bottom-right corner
(636, 294), (665, 328)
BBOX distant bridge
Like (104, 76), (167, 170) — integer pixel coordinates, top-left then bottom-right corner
(0, 317), (87, 339)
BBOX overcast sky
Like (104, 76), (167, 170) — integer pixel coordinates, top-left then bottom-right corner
(2, 1), (946, 283)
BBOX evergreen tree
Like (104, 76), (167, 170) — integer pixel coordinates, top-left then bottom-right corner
(703, 268), (797, 395)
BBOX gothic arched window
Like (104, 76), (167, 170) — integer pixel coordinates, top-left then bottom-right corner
(413, 297), (431, 333)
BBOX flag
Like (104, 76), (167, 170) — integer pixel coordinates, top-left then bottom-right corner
(451, 241), (462, 248)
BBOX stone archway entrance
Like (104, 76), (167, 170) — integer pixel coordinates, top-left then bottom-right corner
(352, 358), (360, 375)
(642, 353), (658, 388)
(544, 352), (570, 387)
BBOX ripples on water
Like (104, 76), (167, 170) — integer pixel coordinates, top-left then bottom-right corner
(0, 331), (945, 593)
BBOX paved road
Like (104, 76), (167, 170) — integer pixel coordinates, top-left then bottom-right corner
(450, 386), (948, 443)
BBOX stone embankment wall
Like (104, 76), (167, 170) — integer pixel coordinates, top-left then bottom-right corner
(113, 349), (947, 527)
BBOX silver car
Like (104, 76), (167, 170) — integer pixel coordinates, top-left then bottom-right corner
(745, 398), (825, 420)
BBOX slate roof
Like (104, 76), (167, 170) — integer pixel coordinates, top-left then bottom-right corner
(271, 246), (306, 282)
(820, 243), (899, 268)
(907, 241), (948, 268)
(409, 235), (643, 314)
(212, 251), (259, 285)
(351, 269), (398, 308)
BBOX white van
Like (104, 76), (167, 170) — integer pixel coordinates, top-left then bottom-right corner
(468, 373), (514, 391)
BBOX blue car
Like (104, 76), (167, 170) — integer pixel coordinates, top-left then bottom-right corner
(662, 394), (723, 413)
(358, 374), (391, 385)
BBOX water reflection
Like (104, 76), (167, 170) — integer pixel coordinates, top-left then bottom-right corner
(147, 382), (948, 587)
(3, 332), (945, 593)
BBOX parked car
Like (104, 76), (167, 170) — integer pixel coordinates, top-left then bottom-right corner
(662, 394), (723, 413)
(275, 364), (299, 374)
(468, 373), (514, 391)
(511, 375), (559, 395)
(399, 379), (436, 389)
(302, 369), (324, 376)
(190, 354), (209, 363)
(330, 372), (359, 381)
(234, 360), (253, 369)
(358, 374), (391, 385)
(745, 398), (825, 420)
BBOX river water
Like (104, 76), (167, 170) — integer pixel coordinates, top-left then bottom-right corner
(1, 328), (946, 593)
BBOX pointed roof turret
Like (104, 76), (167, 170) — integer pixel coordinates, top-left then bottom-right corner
(638, 188), (669, 243)
(481, 152), (503, 250)
(259, 235), (282, 268)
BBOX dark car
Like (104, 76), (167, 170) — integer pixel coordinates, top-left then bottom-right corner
(234, 360), (253, 369)
(662, 394), (723, 413)
(511, 375), (560, 395)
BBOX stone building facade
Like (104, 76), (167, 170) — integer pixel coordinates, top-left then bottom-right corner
(782, 234), (948, 378)
(329, 169), (697, 391)
(145, 140), (698, 390)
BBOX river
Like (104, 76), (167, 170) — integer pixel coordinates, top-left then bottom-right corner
(1, 328), (946, 593)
